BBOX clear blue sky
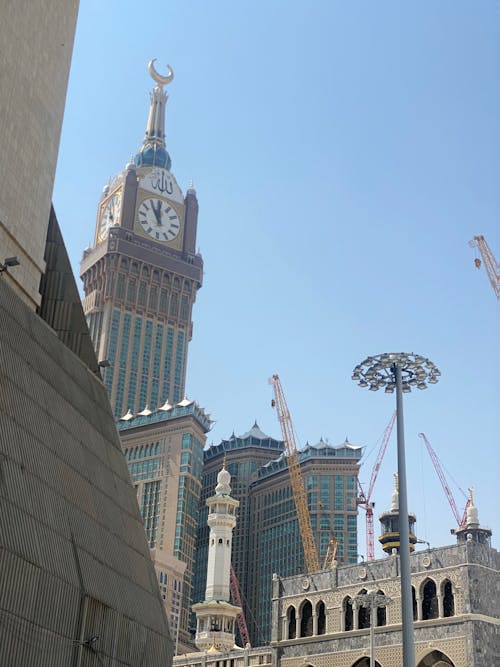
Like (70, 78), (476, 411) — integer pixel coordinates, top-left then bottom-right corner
(54, 1), (499, 557)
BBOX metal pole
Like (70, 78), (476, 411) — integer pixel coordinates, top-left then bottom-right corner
(369, 600), (375, 667)
(394, 364), (415, 667)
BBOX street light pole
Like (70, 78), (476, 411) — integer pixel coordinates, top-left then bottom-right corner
(352, 353), (440, 667)
(394, 362), (415, 667)
(355, 590), (393, 667)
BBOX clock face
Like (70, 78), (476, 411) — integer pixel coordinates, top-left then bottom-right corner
(99, 192), (121, 239)
(137, 198), (180, 242)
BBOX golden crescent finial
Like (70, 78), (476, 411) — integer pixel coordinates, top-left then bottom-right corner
(148, 59), (174, 86)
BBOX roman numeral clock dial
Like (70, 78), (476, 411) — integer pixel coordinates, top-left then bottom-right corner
(138, 198), (180, 242)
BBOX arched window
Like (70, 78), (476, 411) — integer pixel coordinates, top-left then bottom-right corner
(300, 600), (313, 637)
(422, 579), (438, 620)
(416, 649), (455, 666)
(358, 589), (370, 629)
(343, 596), (353, 631)
(442, 580), (454, 617)
(317, 600), (326, 635)
(376, 590), (386, 626)
(412, 586), (417, 621)
(287, 606), (296, 639)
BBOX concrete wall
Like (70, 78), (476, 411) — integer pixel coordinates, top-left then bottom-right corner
(0, 277), (172, 665)
(0, 1), (78, 308)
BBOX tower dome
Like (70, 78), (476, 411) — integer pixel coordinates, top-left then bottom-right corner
(134, 142), (171, 170)
(215, 463), (231, 496)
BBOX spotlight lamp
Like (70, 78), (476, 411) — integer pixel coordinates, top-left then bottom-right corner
(352, 352), (440, 394)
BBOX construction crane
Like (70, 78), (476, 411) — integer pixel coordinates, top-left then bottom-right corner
(418, 433), (469, 528)
(469, 235), (499, 300)
(230, 564), (251, 647)
(322, 534), (338, 569)
(269, 374), (321, 573)
(357, 412), (396, 561)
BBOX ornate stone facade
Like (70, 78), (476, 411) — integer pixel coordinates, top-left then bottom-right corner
(174, 539), (499, 667)
(273, 541), (499, 667)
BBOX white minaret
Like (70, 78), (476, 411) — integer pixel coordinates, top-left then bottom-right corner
(192, 461), (241, 652)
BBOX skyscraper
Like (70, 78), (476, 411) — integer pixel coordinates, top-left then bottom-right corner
(80, 60), (203, 418)
(80, 61), (206, 652)
(193, 429), (362, 646)
(119, 399), (210, 650)
(248, 439), (362, 644)
(193, 423), (284, 643)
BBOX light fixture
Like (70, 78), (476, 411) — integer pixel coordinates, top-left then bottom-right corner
(0, 256), (20, 273)
(352, 351), (440, 667)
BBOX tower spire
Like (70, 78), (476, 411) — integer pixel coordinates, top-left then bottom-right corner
(134, 59), (174, 170)
(378, 472), (417, 555)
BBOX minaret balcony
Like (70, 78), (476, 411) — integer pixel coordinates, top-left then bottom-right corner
(195, 630), (237, 652)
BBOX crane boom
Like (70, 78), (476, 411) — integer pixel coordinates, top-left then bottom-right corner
(418, 433), (467, 528)
(269, 374), (321, 573)
(357, 412), (396, 560)
(469, 235), (500, 300)
(230, 564), (251, 647)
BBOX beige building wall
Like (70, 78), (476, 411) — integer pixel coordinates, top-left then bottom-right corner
(0, 1), (78, 308)
(119, 404), (209, 651)
(152, 548), (187, 647)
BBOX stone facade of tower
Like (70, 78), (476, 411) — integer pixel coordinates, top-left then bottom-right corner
(80, 64), (203, 418)
(192, 465), (241, 652)
(80, 64), (207, 654)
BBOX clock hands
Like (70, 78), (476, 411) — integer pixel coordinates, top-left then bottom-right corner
(151, 199), (163, 226)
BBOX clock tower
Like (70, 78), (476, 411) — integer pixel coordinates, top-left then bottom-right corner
(81, 61), (202, 417)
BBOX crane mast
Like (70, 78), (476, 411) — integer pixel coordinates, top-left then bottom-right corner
(418, 433), (468, 528)
(469, 235), (499, 300)
(269, 374), (321, 574)
(230, 564), (251, 647)
(322, 534), (338, 569)
(357, 412), (396, 560)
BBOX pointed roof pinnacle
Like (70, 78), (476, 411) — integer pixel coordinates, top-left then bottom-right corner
(215, 461), (231, 496)
(390, 473), (399, 511)
(134, 59), (173, 170)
